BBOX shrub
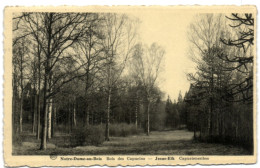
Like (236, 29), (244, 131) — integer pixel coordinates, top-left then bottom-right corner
(109, 123), (143, 137)
(12, 133), (24, 146)
(70, 125), (105, 147)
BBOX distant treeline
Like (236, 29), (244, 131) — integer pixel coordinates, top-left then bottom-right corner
(13, 82), (167, 133)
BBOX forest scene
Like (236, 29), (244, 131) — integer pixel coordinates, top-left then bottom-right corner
(12, 12), (254, 155)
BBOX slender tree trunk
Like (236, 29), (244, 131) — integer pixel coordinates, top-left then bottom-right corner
(12, 75), (18, 134)
(146, 101), (150, 136)
(92, 107), (94, 125)
(208, 66), (214, 138)
(36, 84), (40, 139)
(30, 92), (34, 133)
(37, 92), (41, 140)
(222, 114), (225, 140)
(68, 104), (71, 133)
(73, 102), (77, 127)
(105, 88), (111, 141)
(40, 100), (48, 149)
(129, 111), (132, 124)
(71, 104), (73, 130)
(85, 64), (90, 127)
(51, 105), (56, 137)
(135, 98), (138, 129)
(40, 74), (48, 150)
(86, 104), (89, 126)
(36, 39), (41, 140)
(105, 59), (112, 141)
(208, 107), (211, 136)
(33, 93), (37, 134)
(19, 46), (24, 134)
(210, 98), (213, 137)
(19, 90), (23, 133)
(47, 98), (52, 139)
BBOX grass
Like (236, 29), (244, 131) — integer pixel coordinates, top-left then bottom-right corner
(13, 130), (252, 155)
(109, 123), (143, 137)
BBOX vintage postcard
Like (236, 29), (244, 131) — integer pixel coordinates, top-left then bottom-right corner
(4, 6), (257, 166)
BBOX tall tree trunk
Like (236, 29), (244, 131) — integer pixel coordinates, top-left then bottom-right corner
(36, 32), (41, 140)
(51, 105), (56, 137)
(40, 74), (48, 150)
(19, 91), (23, 133)
(40, 13), (52, 150)
(71, 104), (73, 130)
(208, 66), (214, 138)
(73, 102), (77, 127)
(92, 107), (94, 125)
(47, 98), (52, 139)
(146, 101), (150, 136)
(207, 107), (211, 136)
(135, 96), (138, 129)
(105, 59), (112, 141)
(222, 113), (225, 140)
(86, 104), (89, 126)
(19, 45), (24, 134)
(37, 92), (41, 140)
(68, 103), (71, 134)
(12, 74), (18, 134)
(33, 93), (37, 134)
(105, 88), (111, 141)
(30, 91), (34, 133)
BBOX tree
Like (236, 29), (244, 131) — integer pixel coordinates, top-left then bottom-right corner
(12, 37), (30, 133)
(219, 13), (254, 102)
(165, 95), (172, 127)
(18, 13), (92, 150)
(177, 91), (183, 103)
(185, 14), (254, 150)
(188, 46), (231, 137)
(73, 13), (105, 126)
(131, 43), (165, 135)
(101, 14), (137, 140)
(187, 14), (230, 138)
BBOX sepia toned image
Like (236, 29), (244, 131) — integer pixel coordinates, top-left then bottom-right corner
(4, 6), (256, 166)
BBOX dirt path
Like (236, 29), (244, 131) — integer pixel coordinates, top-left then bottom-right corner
(13, 130), (251, 155)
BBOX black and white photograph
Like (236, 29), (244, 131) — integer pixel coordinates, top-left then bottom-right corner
(4, 5), (257, 166)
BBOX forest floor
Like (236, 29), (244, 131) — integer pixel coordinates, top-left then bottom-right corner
(13, 130), (252, 155)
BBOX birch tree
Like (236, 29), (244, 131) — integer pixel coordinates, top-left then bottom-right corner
(101, 13), (138, 140)
(131, 43), (165, 135)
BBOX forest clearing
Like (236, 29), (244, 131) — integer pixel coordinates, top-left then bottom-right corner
(11, 11), (254, 157)
(13, 129), (251, 155)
